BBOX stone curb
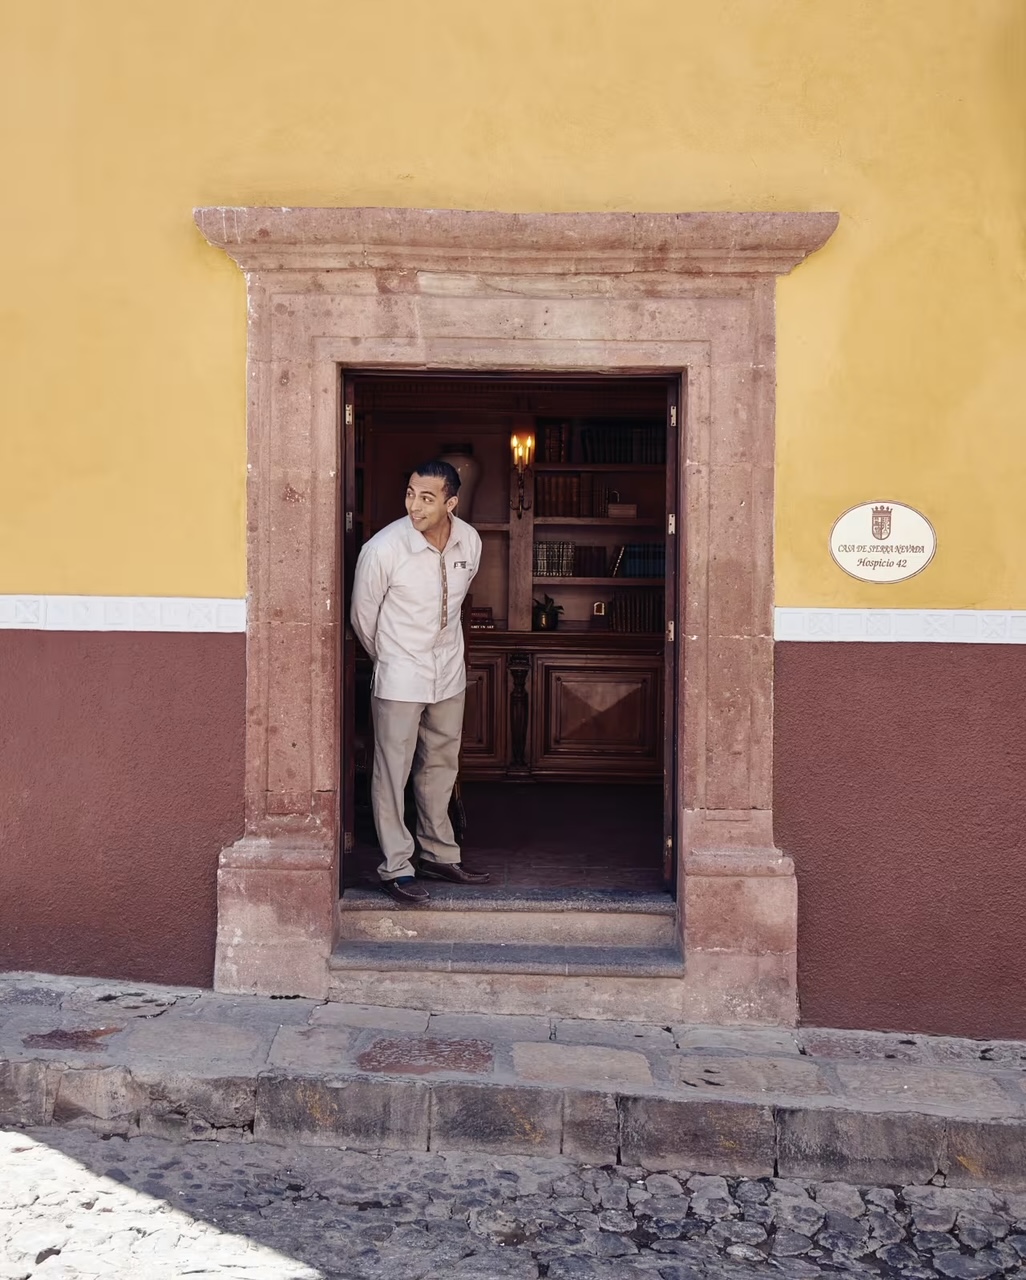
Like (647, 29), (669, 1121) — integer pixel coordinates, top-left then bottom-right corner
(4, 1058), (1026, 1190)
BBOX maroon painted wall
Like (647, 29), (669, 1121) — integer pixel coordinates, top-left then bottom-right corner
(776, 642), (1026, 1040)
(0, 631), (245, 987)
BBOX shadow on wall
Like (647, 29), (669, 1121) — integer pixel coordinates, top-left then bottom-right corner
(0, 632), (245, 987)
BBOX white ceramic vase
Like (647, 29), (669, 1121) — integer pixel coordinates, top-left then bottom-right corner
(438, 443), (481, 522)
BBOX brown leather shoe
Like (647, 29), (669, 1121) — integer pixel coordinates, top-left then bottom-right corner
(418, 861), (491, 885)
(380, 876), (430, 904)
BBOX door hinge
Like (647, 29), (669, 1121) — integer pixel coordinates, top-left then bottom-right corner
(666, 620), (675, 642)
(670, 405), (677, 428)
(344, 403), (354, 426)
(343, 831), (354, 854)
(345, 511), (354, 532)
(667, 513), (676, 535)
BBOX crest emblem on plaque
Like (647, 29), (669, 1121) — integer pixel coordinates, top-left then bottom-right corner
(871, 505), (892, 540)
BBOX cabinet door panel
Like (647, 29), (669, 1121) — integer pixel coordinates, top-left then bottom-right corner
(532, 654), (662, 778)
(461, 655), (507, 776)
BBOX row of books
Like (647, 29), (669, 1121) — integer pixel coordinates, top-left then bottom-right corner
(538, 421), (572, 463)
(467, 604), (496, 631)
(609, 543), (665, 578)
(534, 473), (613, 518)
(537, 420), (667, 465)
(580, 423), (666, 465)
(534, 541), (665, 578)
(534, 540), (575, 576)
(610, 588), (665, 634)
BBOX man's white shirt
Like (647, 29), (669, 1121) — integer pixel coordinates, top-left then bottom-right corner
(350, 515), (482, 704)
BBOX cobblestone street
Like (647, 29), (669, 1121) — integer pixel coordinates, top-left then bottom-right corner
(4, 1127), (1026, 1280)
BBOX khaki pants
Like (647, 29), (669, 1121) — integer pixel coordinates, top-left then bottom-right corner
(371, 692), (465, 881)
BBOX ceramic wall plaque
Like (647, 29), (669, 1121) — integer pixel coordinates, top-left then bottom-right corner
(829, 501), (936, 583)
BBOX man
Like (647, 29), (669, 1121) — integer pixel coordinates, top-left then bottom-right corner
(350, 459), (491, 904)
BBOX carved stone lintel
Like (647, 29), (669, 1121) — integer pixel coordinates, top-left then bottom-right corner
(194, 206), (838, 277)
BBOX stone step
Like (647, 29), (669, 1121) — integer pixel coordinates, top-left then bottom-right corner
(337, 885), (676, 946)
(327, 939), (686, 1021)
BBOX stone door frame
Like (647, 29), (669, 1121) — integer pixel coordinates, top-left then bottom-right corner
(195, 207), (837, 1023)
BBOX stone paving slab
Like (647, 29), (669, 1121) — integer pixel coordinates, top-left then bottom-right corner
(2, 971), (1026, 1189)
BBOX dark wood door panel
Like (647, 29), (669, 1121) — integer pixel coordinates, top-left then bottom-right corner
(461, 655), (507, 775)
(532, 655), (662, 777)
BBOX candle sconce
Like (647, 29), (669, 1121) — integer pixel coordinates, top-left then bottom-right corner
(510, 432), (534, 519)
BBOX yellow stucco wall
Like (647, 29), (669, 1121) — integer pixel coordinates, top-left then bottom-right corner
(2, 0), (1023, 605)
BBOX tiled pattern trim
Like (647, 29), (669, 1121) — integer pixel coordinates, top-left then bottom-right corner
(775, 607), (1026, 643)
(3, 596), (1018, 640)
(0, 595), (246, 633)
(6, 600), (1024, 642)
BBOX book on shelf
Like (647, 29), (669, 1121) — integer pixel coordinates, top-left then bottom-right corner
(610, 588), (664, 634)
(534, 542), (612, 578)
(539, 420), (571, 463)
(579, 420), (666, 465)
(533, 541), (575, 577)
(535, 472), (610, 518)
(609, 542), (665, 578)
(467, 602), (496, 631)
(573, 545), (607, 577)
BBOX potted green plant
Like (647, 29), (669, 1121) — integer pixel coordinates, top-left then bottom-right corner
(532, 594), (564, 632)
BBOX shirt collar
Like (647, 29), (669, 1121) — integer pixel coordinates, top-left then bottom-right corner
(405, 514), (466, 554)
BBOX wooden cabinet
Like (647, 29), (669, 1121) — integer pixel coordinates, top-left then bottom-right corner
(463, 633), (663, 781)
(460, 653), (507, 776)
(531, 653), (661, 778)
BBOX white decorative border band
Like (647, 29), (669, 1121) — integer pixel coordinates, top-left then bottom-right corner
(775, 607), (1026, 644)
(3, 598), (1024, 642)
(0, 596), (246, 633)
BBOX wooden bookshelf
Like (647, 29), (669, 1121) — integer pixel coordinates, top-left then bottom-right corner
(534, 463), (663, 474)
(350, 379), (672, 782)
(533, 516), (663, 528)
(532, 577), (663, 586)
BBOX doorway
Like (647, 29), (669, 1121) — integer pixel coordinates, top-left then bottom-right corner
(340, 373), (679, 900)
(199, 205), (826, 1016)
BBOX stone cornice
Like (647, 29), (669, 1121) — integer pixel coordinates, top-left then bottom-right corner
(194, 206), (838, 276)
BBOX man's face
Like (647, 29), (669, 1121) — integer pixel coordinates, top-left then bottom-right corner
(405, 472), (456, 537)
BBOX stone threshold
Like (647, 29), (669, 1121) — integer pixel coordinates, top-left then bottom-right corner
(3, 972), (1026, 1189)
(339, 885), (676, 914)
(329, 940), (685, 978)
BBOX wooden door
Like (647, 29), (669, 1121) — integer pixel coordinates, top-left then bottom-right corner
(663, 379), (682, 889)
(340, 374), (359, 890)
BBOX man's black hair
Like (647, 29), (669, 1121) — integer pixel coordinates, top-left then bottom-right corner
(409, 459), (461, 501)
